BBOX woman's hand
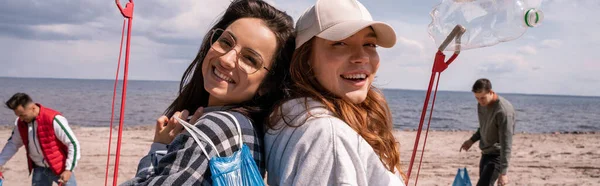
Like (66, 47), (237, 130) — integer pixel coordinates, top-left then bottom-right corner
(153, 107), (204, 144)
(188, 107), (204, 125)
(153, 110), (188, 144)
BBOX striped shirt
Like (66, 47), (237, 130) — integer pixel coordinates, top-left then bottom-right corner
(0, 115), (81, 171)
(121, 109), (264, 186)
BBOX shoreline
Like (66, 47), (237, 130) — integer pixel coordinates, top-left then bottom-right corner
(0, 127), (597, 185)
(2, 125), (596, 135)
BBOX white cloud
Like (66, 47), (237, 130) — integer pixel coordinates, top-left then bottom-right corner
(517, 45), (537, 55)
(0, 0), (598, 96)
(540, 39), (562, 48)
(397, 36), (426, 54)
(270, 0), (313, 19)
(33, 24), (73, 35)
(478, 54), (530, 74)
(137, 0), (230, 45)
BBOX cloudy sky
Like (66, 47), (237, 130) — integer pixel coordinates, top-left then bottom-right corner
(0, 0), (598, 97)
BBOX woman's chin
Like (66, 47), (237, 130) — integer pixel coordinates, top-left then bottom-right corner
(341, 90), (368, 104)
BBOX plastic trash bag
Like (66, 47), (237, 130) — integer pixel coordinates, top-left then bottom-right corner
(452, 167), (472, 186)
(210, 145), (264, 186)
(175, 112), (265, 186)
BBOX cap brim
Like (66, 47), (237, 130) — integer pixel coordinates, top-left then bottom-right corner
(316, 20), (396, 48)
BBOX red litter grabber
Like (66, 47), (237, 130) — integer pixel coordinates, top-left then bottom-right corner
(405, 25), (466, 185)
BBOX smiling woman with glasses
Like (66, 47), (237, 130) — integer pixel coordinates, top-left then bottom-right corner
(121, 0), (295, 185)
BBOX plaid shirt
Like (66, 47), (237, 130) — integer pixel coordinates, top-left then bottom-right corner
(120, 110), (264, 186)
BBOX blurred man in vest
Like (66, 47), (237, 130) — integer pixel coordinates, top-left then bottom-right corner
(0, 93), (80, 186)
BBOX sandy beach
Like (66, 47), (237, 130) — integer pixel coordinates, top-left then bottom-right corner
(0, 126), (598, 185)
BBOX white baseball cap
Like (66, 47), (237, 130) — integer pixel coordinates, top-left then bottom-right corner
(295, 0), (397, 49)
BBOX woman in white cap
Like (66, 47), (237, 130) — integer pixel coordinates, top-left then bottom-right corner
(265, 0), (405, 185)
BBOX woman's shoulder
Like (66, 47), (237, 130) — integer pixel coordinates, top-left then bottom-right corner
(199, 110), (252, 128)
(185, 110), (262, 156)
(189, 110), (257, 142)
(304, 116), (364, 146)
(274, 97), (334, 121)
(270, 97), (358, 133)
(269, 106), (358, 143)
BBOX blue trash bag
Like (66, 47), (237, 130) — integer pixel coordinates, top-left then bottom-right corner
(176, 112), (265, 186)
(452, 167), (472, 186)
(210, 145), (264, 186)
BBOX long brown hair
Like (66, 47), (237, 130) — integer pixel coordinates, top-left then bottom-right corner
(270, 38), (404, 176)
(165, 0), (295, 128)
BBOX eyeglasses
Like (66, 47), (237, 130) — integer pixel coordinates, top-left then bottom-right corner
(210, 28), (269, 74)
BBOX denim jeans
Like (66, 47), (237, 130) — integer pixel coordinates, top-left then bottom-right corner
(32, 166), (77, 186)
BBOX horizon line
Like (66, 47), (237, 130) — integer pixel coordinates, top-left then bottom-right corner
(1, 76), (598, 98)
